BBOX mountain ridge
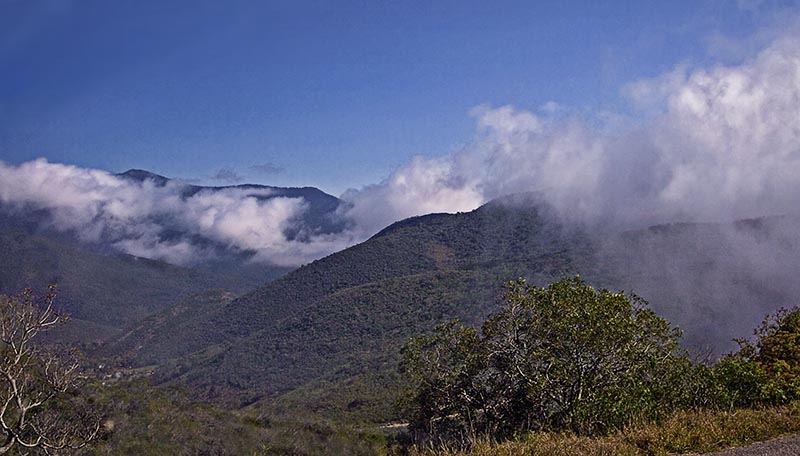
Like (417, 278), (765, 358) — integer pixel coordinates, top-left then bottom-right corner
(98, 199), (800, 423)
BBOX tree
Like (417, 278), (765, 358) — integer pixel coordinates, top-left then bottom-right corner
(751, 306), (800, 401)
(401, 277), (688, 440)
(399, 321), (485, 441)
(0, 287), (100, 454)
(715, 306), (800, 407)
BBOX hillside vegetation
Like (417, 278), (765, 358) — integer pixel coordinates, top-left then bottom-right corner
(0, 168), (351, 345)
(98, 197), (800, 425)
(103, 200), (587, 418)
(399, 278), (800, 455)
(80, 379), (387, 456)
(0, 230), (289, 344)
(3, 192), (799, 454)
(85, 278), (800, 455)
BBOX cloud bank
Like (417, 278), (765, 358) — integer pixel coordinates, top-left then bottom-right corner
(344, 29), (800, 232)
(2, 29), (800, 267)
(0, 159), (354, 266)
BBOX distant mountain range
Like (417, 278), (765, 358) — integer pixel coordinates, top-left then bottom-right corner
(0, 170), (351, 343)
(117, 169), (349, 242)
(95, 195), (800, 423)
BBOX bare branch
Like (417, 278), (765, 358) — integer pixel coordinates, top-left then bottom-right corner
(0, 288), (101, 455)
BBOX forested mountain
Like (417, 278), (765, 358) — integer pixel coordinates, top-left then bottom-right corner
(0, 168), (347, 271)
(100, 196), (800, 423)
(0, 169), (353, 343)
(101, 197), (580, 419)
(117, 169), (349, 241)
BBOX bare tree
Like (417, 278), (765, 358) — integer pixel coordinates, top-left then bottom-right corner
(0, 287), (100, 455)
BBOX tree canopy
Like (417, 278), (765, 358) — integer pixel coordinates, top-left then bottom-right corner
(714, 306), (800, 408)
(400, 276), (688, 440)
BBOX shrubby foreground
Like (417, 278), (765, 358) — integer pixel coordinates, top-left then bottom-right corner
(400, 277), (800, 450)
(4, 277), (800, 455)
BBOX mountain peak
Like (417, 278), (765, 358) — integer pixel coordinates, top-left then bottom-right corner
(118, 169), (170, 186)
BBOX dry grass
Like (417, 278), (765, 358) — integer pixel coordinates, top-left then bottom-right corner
(406, 403), (800, 456)
(419, 433), (639, 456)
(626, 404), (800, 455)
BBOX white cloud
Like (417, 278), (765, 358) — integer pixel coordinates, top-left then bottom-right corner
(340, 156), (484, 235)
(4, 28), (800, 267)
(652, 32), (800, 220)
(342, 28), (800, 229)
(621, 64), (689, 114)
(0, 159), (348, 266)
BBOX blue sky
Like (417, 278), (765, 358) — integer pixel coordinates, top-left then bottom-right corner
(0, 0), (795, 195)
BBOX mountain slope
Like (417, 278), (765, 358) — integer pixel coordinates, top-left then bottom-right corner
(0, 168), (346, 275)
(96, 289), (239, 365)
(0, 230), (286, 344)
(101, 199), (800, 422)
(0, 169), (348, 344)
(102, 200), (592, 417)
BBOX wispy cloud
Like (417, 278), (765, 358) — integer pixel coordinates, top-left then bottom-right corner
(211, 167), (243, 184)
(250, 162), (285, 176)
(736, 0), (767, 13)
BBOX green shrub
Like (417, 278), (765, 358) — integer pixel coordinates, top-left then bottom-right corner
(400, 277), (690, 441)
(711, 307), (800, 407)
(400, 281), (800, 450)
